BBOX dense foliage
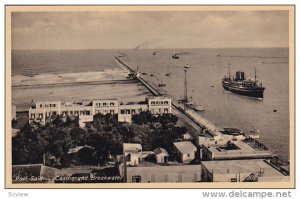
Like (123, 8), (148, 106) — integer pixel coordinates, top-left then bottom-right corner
(12, 112), (187, 167)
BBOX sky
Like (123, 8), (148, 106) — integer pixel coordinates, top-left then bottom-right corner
(11, 10), (289, 50)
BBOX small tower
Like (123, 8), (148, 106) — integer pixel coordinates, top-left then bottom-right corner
(136, 66), (140, 78)
(184, 69), (188, 103)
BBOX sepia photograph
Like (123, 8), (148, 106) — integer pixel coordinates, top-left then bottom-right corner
(5, 5), (295, 188)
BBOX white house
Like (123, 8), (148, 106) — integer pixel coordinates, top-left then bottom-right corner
(174, 141), (197, 164)
(153, 147), (169, 164)
(123, 143), (142, 166)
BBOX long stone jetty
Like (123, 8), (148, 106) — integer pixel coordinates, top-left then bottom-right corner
(114, 56), (223, 138)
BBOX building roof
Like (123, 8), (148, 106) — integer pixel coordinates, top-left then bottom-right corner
(147, 96), (171, 100)
(91, 98), (119, 101)
(204, 141), (271, 158)
(123, 143), (142, 153)
(174, 141), (197, 154)
(201, 159), (286, 177)
(153, 147), (169, 156)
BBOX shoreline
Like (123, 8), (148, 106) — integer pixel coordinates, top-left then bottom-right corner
(12, 68), (129, 87)
(12, 67), (151, 112)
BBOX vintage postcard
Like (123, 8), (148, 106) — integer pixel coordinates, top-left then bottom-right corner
(5, 5), (295, 188)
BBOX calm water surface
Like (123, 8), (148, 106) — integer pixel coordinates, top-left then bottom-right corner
(12, 48), (290, 161)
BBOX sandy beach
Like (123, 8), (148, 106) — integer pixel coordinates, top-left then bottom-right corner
(12, 68), (151, 111)
(12, 68), (129, 87)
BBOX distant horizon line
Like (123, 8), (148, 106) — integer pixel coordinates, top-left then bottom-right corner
(12, 47), (289, 51)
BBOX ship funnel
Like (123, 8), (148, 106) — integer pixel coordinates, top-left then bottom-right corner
(236, 71), (245, 80)
(241, 72), (245, 80)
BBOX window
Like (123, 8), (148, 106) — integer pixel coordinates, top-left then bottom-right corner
(132, 175), (141, 183)
(110, 110), (114, 114)
(164, 101), (169, 104)
(187, 154), (190, 157)
(40, 104), (42, 108)
(121, 110), (125, 114)
(53, 104), (56, 107)
(110, 102), (115, 106)
(164, 108), (169, 113)
(151, 101), (155, 105)
(30, 114), (35, 119)
(103, 103), (107, 106)
(86, 111), (90, 115)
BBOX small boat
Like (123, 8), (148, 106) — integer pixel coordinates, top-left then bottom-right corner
(220, 128), (244, 136)
(245, 129), (260, 139)
(184, 101), (205, 111)
(190, 104), (205, 111)
(172, 54), (179, 59)
(184, 64), (190, 69)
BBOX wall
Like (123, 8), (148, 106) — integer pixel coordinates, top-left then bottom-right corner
(126, 154), (141, 166)
(182, 152), (195, 164)
(126, 165), (202, 183)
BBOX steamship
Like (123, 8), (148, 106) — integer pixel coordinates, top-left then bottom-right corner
(222, 70), (265, 98)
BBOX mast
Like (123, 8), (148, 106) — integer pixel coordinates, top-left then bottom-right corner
(228, 63), (231, 79)
(184, 69), (188, 103)
(254, 67), (257, 82)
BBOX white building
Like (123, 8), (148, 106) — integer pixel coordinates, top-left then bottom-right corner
(147, 96), (172, 114)
(29, 96), (172, 126)
(93, 99), (119, 115)
(201, 159), (289, 182)
(174, 141), (197, 164)
(153, 147), (169, 164)
(123, 143), (143, 166)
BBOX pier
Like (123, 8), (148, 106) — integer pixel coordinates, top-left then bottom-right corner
(114, 56), (222, 138)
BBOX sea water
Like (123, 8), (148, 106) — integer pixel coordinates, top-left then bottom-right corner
(11, 48), (290, 161)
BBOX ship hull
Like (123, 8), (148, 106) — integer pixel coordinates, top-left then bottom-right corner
(222, 81), (265, 98)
